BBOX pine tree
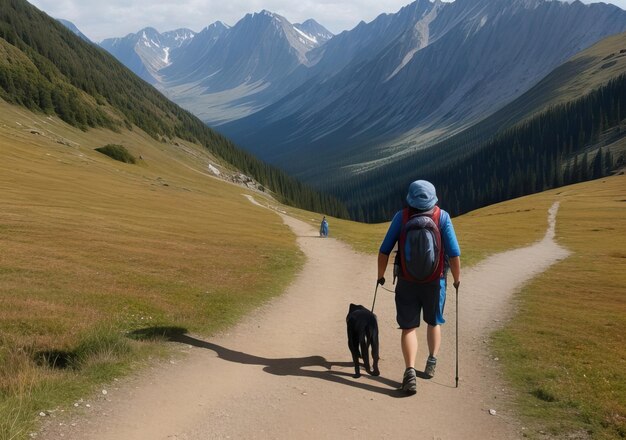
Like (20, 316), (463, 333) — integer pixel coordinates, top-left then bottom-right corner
(592, 147), (603, 179)
(581, 152), (589, 180)
(604, 150), (613, 175)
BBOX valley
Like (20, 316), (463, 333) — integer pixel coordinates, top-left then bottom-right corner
(1, 0), (625, 438)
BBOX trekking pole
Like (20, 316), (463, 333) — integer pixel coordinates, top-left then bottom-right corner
(455, 282), (460, 388)
(371, 282), (379, 313)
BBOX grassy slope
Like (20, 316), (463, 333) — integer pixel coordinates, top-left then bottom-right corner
(493, 176), (626, 440)
(0, 100), (303, 439)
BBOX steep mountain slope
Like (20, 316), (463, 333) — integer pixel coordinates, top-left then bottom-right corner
(221, 0), (626, 181)
(162, 21), (230, 83)
(0, 0), (347, 218)
(303, 1), (439, 80)
(456, 30), (626, 143)
(100, 27), (196, 84)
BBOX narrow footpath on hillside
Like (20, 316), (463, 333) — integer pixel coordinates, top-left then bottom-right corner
(41, 201), (570, 440)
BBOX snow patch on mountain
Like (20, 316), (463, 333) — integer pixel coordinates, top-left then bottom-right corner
(479, 15), (488, 29)
(293, 26), (318, 44)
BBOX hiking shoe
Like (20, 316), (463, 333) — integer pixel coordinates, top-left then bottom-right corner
(402, 368), (417, 394)
(424, 356), (437, 379)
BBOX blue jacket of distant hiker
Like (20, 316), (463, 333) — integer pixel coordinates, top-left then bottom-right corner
(320, 218), (329, 237)
(379, 208), (460, 324)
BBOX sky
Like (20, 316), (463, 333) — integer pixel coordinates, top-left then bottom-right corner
(28, 0), (626, 42)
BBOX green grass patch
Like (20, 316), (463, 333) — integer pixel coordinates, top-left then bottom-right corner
(95, 144), (137, 164)
(493, 175), (626, 440)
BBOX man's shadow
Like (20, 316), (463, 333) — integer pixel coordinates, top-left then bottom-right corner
(129, 327), (407, 398)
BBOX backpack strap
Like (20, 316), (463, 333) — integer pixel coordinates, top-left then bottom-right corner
(399, 208), (412, 281)
(421, 206), (444, 283)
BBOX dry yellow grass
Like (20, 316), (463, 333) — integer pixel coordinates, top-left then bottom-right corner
(493, 175), (626, 439)
(0, 100), (303, 439)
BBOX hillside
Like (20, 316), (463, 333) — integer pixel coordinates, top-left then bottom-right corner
(0, 0), (348, 218)
(0, 97), (307, 439)
(470, 30), (626, 137)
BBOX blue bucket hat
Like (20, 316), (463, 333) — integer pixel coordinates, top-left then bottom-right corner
(406, 180), (438, 210)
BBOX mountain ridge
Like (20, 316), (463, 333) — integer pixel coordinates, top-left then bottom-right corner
(137, 11), (334, 124)
(100, 26), (196, 84)
(57, 19), (92, 43)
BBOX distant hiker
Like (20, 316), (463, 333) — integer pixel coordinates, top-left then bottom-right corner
(320, 216), (329, 237)
(376, 180), (461, 395)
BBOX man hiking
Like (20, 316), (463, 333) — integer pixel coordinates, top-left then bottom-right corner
(376, 180), (461, 395)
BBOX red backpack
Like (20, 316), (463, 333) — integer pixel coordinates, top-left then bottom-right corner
(396, 206), (444, 283)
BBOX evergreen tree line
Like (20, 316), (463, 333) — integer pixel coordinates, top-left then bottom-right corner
(0, 0), (349, 218)
(332, 74), (626, 222)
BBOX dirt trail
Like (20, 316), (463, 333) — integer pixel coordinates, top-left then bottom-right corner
(41, 202), (569, 440)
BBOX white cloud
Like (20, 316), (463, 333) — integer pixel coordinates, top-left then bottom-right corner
(27, 0), (626, 42)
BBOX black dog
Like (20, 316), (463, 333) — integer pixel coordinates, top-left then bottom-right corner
(346, 303), (380, 378)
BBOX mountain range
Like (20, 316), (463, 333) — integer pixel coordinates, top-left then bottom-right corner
(95, 0), (626, 184)
(96, 13), (333, 125)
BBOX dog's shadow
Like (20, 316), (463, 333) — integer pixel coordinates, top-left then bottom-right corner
(129, 327), (407, 398)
